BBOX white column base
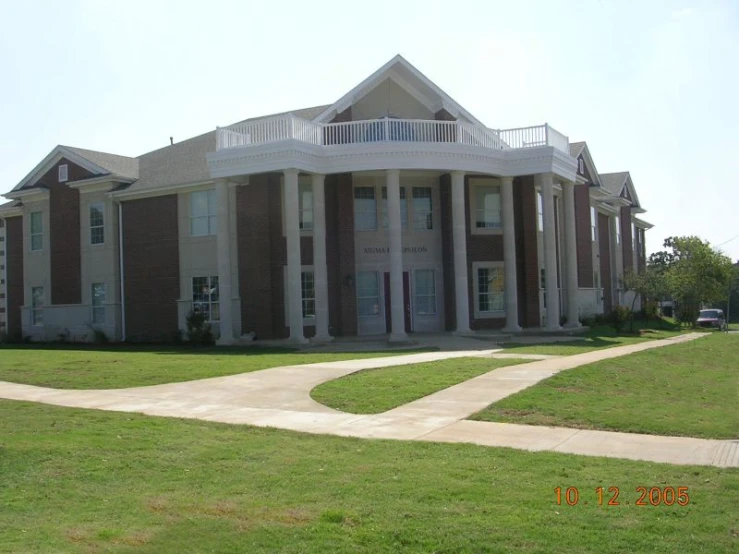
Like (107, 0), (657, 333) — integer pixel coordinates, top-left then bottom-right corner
(389, 332), (410, 343)
(546, 325), (563, 332)
(564, 321), (582, 329)
(452, 329), (473, 336)
(311, 334), (334, 344)
(289, 336), (309, 345)
(216, 336), (236, 346)
(503, 325), (522, 333)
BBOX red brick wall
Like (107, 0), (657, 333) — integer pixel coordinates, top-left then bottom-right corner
(621, 206), (633, 273)
(327, 173), (357, 336)
(439, 174), (455, 331)
(122, 195), (180, 341)
(6, 216), (23, 337)
(598, 213), (613, 313)
(574, 185), (594, 288)
(36, 157), (93, 305)
(514, 176), (540, 327)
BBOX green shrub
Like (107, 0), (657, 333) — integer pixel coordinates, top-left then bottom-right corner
(185, 310), (214, 346)
(609, 305), (632, 334)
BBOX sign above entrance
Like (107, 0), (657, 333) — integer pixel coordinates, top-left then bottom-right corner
(363, 245), (429, 255)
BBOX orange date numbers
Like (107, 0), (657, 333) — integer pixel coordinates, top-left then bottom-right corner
(555, 486), (689, 506)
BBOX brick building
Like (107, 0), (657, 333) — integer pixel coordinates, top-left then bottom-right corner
(0, 55), (649, 343)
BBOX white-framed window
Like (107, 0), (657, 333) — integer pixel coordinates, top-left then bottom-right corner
(58, 164), (68, 183)
(301, 271), (315, 318)
(590, 207), (597, 242)
(474, 263), (505, 317)
(632, 223), (637, 252)
(414, 269), (436, 315)
(473, 185), (501, 230)
(354, 187), (377, 231)
(31, 286), (44, 326)
(299, 181), (313, 231)
(536, 191), (544, 232)
(30, 211), (43, 251)
(190, 190), (217, 236)
(578, 158), (584, 174)
(356, 271), (381, 317)
(192, 276), (219, 321)
(90, 203), (105, 245)
(380, 186), (408, 229)
(615, 215), (621, 245)
(91, 282), (105, 324)
(412, 187), (433, 230)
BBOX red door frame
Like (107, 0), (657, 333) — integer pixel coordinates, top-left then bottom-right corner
(384, 272), (412, 333)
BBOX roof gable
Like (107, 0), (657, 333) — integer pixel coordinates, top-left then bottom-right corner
(313, 55), (484, 126)
(10, 145), (138, 193)
(571, 142), (601, 186)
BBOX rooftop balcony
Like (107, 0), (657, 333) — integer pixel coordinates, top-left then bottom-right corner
(215, 115), (570, 155)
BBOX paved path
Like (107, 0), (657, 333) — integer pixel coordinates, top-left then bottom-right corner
(1, 332), (736, 468)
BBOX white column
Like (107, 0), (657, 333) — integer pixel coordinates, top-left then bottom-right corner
(451, 171), (471, 334)
(312, 173), (331, 341)
(540, 173), (561, 330)
(562, 181), (581, 328)
(610, 214), (622, 306)
(386, 169), (408, 342)
(215, 180), (234, 345)
(284, 169), (306, 343)
(501, 176), (521, 332)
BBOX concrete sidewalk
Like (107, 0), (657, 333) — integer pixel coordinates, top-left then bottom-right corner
(1, 332), (735, 468)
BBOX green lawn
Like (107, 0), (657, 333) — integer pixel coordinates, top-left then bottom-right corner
(311, 357), (528, 414)
(0, 345), (429, 389)
(472, 333), (739, 439)
(1, 401), (737, 553)
(498, 322), (685, 356)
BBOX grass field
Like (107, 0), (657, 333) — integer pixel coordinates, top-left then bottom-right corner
(472, 333), (738, 439)
(1, 400), (737, 553)
(0, 345), (428, 389)
(311, 357), (528, 414)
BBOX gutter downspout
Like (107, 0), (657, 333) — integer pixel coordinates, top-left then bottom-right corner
(117, 201), (126, 342)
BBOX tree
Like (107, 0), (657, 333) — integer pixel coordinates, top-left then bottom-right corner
(650, 236), (734, 327)
(621, 266), (668, 331)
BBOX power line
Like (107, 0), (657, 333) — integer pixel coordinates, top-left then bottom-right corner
(716, 233), (739, 248)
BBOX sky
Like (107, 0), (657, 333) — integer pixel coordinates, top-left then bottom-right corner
(1, 0), (737, 261)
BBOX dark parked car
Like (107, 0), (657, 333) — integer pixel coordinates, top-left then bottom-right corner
(695, 309), (728, 331)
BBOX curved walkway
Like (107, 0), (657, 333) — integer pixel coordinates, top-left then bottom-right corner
(0, 333), (736, 468)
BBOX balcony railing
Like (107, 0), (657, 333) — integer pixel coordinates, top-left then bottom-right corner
(216, 115), (569, 154)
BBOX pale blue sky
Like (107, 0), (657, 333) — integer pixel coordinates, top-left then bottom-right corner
(1, 0), (737, 260)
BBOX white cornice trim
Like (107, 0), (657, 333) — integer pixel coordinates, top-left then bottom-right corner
(0, 205), (23, 217)
(68, 175), (136, 191)
(4, 188), (50, 201)
(110, 179), (215, 201)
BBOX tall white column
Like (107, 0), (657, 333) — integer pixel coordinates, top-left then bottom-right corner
(451, 171), (471, 334)
(215, 180), (234, 345)
(386, 169), (408, 342)
(284, 169), (306, 343)
(562, 181), (581, 328)
(610, 214), (622, 306)
(501, 176), (521, 332)
(312, 173), (331, 341)
(540, 173), (561, 330)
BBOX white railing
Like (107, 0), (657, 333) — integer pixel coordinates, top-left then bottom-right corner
(216, 117), (568, 154)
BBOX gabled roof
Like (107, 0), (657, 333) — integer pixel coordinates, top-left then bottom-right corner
(570, 141), (601, 186)
(569, 141), (586, 159)
(11, 145), (138, 192)
(313, 54), (485, 126)
(601, 171), (642, 210)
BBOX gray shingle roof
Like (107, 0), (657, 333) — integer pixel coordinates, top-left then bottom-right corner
(569, 141), (586, 158)
(65, 146), (139, 180)
(600, 172), (629, 195)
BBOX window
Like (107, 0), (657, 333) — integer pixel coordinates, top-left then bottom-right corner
(30, 211), (43, 251)
(477, 266), (505, 313)
(190, 190), (217, 236)
(301, 271), (315, 318)
(590, 207), (597, 242)
(354, 187), (377, 231)
(594, 268), (601, 290)
(192, 276), (219, 321)
(356, 271), (380, 317)
(380, 187), (408, 229)
(474, 186), (501, 229)
(58, 164), (68, 183)
(31, 286), (44, 326)
(91, 283), (105, 324)
(299, 181), (313, 230)
(632, 223), (637, 252)
(412, 187), (433, 230)
(536, 192), (544, 232)
(578, 158), (585, 174)
(414, 270), (436, 315)
(90, 203), (104, 245)
(615, 216), (621, 245)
